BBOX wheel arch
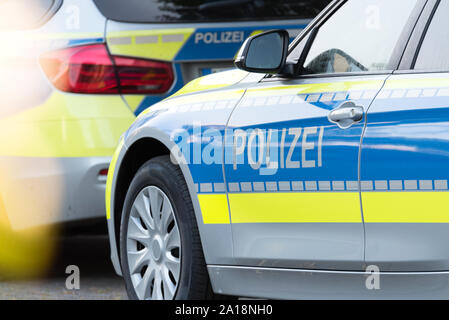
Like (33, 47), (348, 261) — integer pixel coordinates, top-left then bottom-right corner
(109, 129), (206, 274)
(112, 137), (169, 262)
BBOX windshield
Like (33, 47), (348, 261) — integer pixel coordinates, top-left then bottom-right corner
(93, 0), (331, 23)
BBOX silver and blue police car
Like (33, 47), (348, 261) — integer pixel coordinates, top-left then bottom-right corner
(106, 0), (449, 299)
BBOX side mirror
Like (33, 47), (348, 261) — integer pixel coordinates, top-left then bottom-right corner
(234, 30), (289, 74)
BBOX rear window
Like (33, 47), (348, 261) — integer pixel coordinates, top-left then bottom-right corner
(93, 0), (331, 23)
(0, 0), (61, 30)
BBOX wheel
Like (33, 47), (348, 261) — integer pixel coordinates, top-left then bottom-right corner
(120, 155), (213, 300)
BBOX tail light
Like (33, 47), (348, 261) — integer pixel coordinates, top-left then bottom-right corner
(39, 43), (174, 94)
(97, 168), (109, 183)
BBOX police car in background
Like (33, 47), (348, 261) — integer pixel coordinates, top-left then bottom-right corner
(107, 0), (449, 299)
(94, 0), (330, 115)
(0, 0), (327, 233)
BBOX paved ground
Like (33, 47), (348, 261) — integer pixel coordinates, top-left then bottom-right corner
(0, 235), (128, 300)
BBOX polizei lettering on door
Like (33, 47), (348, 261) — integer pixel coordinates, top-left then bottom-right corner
(171, 125), (325, 176)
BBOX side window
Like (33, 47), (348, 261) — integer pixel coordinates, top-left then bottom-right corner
(292, 0), (418, 75)
(414, 1), (449, 71)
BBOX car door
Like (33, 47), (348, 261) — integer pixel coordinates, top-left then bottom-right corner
(224, 0), (423, 270)
(361, 0), (449, 271)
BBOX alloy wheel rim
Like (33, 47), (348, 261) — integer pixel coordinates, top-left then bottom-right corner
(126, 186), (181, 300)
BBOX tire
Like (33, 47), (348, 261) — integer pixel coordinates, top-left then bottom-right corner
(120, 155), (214, 300)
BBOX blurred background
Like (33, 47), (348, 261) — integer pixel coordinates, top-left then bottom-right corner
(0, 0), (329, 299)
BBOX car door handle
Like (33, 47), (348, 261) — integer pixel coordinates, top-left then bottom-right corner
(328, 101), (364, 129)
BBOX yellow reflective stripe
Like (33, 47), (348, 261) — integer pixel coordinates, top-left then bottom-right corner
(171, 69), (249, 98)
(198, 194), (230, 224)
(106, 139), (124, 220)
(362, 192), (449, 223)
(7, 91), (134, 121)
(199, 190), (449, 224)
(0, 119), (131, 157)
(172, 88), (245, 104)
(0, 92), (135, 157)
(248, 80), (385, 96)
(139, 88), (246, 117)
(124, 95), (146, 112)
(229, 192), (362, 223)
(107, 28), (195, 62)
(250, 30), (264, 37)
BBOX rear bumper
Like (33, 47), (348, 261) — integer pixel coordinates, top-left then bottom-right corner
(0, 156), (111, 230)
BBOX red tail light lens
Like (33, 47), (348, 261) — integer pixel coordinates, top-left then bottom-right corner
(40, 44), (118, 94)
(40, 43), (174, 94)
(114, 56), (174, 94)
(98, 168), (108, 176)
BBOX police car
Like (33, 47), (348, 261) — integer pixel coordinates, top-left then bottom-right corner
(107, 0), (449, 299)
(0, 0), (324, 232)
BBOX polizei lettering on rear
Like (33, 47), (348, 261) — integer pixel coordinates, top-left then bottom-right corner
(194, 31), (245, 44)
